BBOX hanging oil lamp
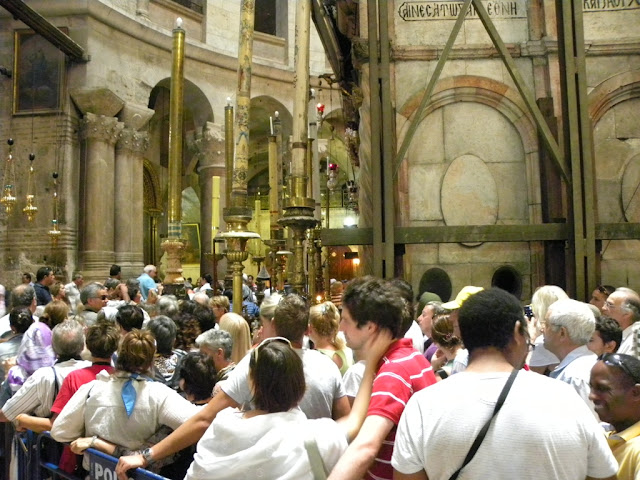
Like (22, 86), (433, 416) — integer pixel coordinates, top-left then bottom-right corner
(22, 152), (38, 221)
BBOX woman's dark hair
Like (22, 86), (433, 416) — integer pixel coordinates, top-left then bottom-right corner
(193, 305), (216, 333)
(116, 329), (155, 373)
(147, 315), (177, 355)
(249, 341), (305, 413)
(178, 299), (199, 316)
(174, 313), (202, 351)
(179, 352), (217, 402)
(9, 308), (34, 334)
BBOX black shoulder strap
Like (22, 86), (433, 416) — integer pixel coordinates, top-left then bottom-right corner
(51, 366), (60, 399)
(448, 369), (518, 480)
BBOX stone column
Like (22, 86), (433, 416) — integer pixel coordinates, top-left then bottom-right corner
(196, 122), (226, 275)
(79, 112), (124, 281)
(115, 104), (153, 279)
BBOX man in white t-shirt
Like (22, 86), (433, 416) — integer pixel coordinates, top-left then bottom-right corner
(116, 294), (349, 475)
(392, 288), (618, 480)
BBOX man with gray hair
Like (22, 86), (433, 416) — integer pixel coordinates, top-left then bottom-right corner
(196, 329), (234, 381)
(157, 295), (179, 319)
(137, 264), (158, 301)
(543, 298), (598, 416)
(78, 282), (107, 326)
(0, 284), (37, 337)
(603, 286), (640, 356)
(0, 319), (90, 423)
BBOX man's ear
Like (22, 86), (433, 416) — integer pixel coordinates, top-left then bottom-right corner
(365, 321), (378, 334)
(631, 384), (640, 403)
(513, 320), (526, 344)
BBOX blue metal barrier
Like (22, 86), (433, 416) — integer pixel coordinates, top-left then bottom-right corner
(87, 449), (167, 480)
(10, 431), (168, 480)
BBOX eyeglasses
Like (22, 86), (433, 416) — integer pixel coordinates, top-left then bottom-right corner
(604, 301), (617, 310)
(252, 336), (291, 363)
(97, 295), (108, 300)
(599, 353), (640, 384)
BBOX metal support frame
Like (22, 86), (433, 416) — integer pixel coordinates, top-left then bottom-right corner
(320, 223), (640, 247)
(557, 0), (597, 300)
(367, 0), (384, 277)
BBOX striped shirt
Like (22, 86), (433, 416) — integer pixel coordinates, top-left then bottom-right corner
(366, 338), (437, 480)
(2, 359), (90, 420)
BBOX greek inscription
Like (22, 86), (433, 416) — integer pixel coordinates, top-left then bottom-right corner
(398, 1), (527, 20)
(583, 0), (640, 11)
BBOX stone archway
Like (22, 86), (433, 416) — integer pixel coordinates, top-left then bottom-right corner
(146, 78), (214, 269)
(589, 71), (640, 287)
(397, 76), (540, 297)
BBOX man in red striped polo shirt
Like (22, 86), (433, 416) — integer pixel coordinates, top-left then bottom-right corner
(329, 276), (437, 480)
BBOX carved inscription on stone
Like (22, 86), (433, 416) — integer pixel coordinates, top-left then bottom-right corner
(397, 1), (527, 21)
(583, 0), (640, 12)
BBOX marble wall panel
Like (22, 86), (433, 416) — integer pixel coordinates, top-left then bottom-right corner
(408, 108), (445, 165)
(486, 162), (528, 221)
(442, 102), (524, 163)
(409, 164), (447, 221)
(583, 8), (640, 42)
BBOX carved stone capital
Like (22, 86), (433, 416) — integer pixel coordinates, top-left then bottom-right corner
(195, 122), (225, 170)
(81, 113), (125, 144)
(117, 128), (150, 153)
(70, 88), (124, 117)
(120, 103), (155, 131)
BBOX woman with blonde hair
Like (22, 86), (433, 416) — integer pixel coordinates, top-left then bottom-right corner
(528, 285), (568, 374)
(308, 301), (353, 375)
(252, 293), (282, 344)
(219, 313), (251, 364)
(209, 296), (230, 324)
(40, 299), (70, 327)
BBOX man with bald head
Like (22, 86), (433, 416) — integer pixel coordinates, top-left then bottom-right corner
(603, 287), (640, 356)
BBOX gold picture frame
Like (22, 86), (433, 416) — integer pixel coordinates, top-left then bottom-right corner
(13, 29), (67, 115)
(182, 223), (201, 264)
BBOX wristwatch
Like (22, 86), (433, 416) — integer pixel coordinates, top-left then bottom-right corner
(141, 447), (154, 466)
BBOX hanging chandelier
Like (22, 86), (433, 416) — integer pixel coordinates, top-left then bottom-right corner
(1, 138), (17, 214)
(48, 171), (61, 245)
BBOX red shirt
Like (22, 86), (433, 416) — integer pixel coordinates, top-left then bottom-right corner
(366, 338), (437, 480)
(51, 364), (114, 415)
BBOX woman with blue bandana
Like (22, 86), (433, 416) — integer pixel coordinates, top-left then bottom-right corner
(51, 329), (198, 471)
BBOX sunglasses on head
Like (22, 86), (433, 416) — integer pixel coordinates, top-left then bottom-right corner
(597, 285), (613, 296)
(599, 353), (640, 384)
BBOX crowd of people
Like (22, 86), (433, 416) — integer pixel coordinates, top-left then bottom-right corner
(0, 264), (638, 480)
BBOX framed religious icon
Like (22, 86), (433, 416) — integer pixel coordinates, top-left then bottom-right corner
(182, 223), (201, 264)
(13, 28), (67, 114)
